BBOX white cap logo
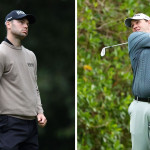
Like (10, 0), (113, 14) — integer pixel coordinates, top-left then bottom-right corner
(16, 11), (25, 15)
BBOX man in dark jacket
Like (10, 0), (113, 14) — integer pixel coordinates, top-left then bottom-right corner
(125, 13), (150, 150)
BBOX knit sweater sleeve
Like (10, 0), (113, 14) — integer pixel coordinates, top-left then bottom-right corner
(29, 51), (44, 114)
(128, 32), (150, 58)
(0, 50), (5, 79)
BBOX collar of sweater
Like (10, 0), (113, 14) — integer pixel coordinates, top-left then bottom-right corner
(2, 41), (23, 50)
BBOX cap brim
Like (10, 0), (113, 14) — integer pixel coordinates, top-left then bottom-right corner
(16, 14), (36, 24)
(125, 18), (144, 27)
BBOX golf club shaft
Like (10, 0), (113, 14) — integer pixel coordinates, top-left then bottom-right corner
(101, 42), (128, 56)
(105, 42), (128, 49)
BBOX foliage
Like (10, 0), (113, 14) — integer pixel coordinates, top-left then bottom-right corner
(77, 0), (150, 149)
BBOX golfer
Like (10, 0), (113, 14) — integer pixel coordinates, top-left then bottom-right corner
(0, 10), (47, 150)
(125, 13), (150, 150)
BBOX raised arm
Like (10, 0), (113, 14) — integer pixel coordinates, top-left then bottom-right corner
(128, 32), (150, 58)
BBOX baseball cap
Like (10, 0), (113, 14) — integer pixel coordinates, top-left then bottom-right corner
(125, 13), (150, 27)
(5, 10), (36, 25)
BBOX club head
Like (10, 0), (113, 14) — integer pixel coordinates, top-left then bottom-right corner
(101, 47), (106, 57)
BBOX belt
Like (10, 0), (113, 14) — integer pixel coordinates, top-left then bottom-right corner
(135, 96), (150, 103)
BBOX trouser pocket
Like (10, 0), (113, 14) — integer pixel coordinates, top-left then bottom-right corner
(128, 101), (135, 116)
(148, 122), (150, 139)
(0, 115), (8, 132)
(128, 101), (136, 133)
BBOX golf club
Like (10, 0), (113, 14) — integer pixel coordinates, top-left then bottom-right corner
(101, 42), (128, 57)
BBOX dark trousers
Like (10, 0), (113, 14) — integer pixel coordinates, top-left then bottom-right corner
(0, 115), (38, 150)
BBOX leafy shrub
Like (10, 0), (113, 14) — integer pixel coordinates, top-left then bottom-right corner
(77, 0), (150, 149)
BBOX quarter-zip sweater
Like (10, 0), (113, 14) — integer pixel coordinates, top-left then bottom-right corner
(0, 41), (43, 119)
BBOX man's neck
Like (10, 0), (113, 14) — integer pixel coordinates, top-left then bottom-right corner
(4, 37), (13, 45)
(6, 35), (22, 47)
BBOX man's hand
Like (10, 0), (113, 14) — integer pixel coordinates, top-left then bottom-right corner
(37, 113), (47, 127)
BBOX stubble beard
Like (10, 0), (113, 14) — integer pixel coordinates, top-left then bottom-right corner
(13, 31), (28, 40)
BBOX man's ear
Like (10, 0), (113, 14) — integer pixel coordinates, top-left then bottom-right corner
(5, 21), (11, 29)
(148, 20), (150, 24)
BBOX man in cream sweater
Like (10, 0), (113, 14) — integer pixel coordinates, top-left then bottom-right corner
(0, 10), (47, 150)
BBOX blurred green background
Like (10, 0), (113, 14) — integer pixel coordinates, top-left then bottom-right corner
(0, 0), (75, 150)
(77, 0), (150, 149)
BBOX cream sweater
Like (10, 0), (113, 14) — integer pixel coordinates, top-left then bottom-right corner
(0, 41), (43, 119)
